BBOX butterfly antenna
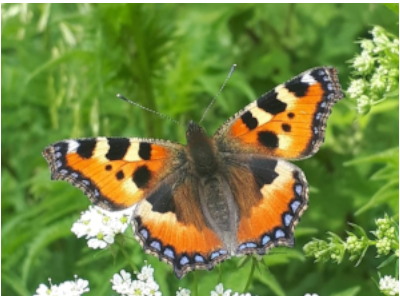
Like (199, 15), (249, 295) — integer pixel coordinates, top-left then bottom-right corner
(199, 63), (237, 124)
(116, 94), (183, 127)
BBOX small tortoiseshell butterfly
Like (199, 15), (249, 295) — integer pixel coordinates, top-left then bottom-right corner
(43, 67), (344, 278)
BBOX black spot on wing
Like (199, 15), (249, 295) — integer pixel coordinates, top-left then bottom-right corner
(106, 138), (130, 160)
(282, 123), (291, 132)
(105, 165), (112, 171)
(116, 170), (125, 180)
(241, 111), (258, 130)
(248, 158), (278, 188)
(257, 91), (287, 115)
(147, 184), (176, 214)
(139, 143), (151, 160)
(258, 131), (279, 149)
(287, 112), (295, 119)
(285, 77), (309, 97)
(133, 165), (151, 188)
(77, 140), (97, 159)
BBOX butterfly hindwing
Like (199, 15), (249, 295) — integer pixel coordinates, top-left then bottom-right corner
(215, 67), (344, 159)
(133, 175), (229, 278)
(42, 137), (185, 210)
(223, 155), (308, 254)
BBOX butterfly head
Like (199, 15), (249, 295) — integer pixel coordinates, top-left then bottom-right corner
(186, 120), (218, 176)
(186, 120), (206, 142)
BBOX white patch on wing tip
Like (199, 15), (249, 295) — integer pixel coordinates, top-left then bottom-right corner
(301, 73), (316, 84)
(67, 140), (80, 153)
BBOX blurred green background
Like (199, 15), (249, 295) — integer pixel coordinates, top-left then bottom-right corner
(1, 3), (398, 296)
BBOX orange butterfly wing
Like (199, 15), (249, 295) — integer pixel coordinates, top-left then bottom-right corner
(215, 67), (343, 255)
(43, 137), (227, 278)
(43, 137), (184, 210)
(222, 156), (308, 254)
(133, 177), (228, 278)
(215, 67), (344, 159)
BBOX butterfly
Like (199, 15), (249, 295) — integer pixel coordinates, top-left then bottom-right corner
(43, 67), (344, 278)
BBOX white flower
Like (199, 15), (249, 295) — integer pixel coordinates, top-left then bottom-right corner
(353, 51), (374, 74)
(128, 280), (147, 296)
(71, 206), (133, 249)
(391, 38), (399, 55)
(304, 293), (319, 296)
(34, 276), (89, 296)
(379, 275), (399, 296)
(232, 292), (252, 296)
(370, 72), (386, 92)
(360, 39), (375, 53)
(347, 79), (367, 99)
(211, 283), (232, 296)
(137, 264), (155, 281)
(111, 269), (132, 295)
(35, 282), (59, 296)
(356, 95), (371, 115)
(144, 279), (162, 296)
(372, 26), (390, 52)
(72, 278), (90, 296)
(111, 265), (161, 296)
(176, 288), (191, 296)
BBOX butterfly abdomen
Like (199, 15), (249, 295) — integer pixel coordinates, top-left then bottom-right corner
(196, 176), (239, 252)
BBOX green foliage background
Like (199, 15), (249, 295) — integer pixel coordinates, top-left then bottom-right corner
(1, 3), (398, 296)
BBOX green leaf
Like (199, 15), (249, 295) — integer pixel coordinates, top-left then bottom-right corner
(1, 273), (31, 296)
(331, 285), (361, 296)
(294, 227), (319, 237)
(256, 269), (286, 296)
(344, 147), (399, 167)
(355, 179), (399, 215)
(264, 248), (306, 266)
(384, 3), (399, 14)
(22, 217), (75, 284)
(378, 253), (398, 269)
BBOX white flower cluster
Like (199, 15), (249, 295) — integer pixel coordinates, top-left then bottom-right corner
(111, 265), (161, 296)
(379, 275), (399, 296)
(347, 26), (399, 115)
(374, 215), (397, 256)
(176, 287), (191, 296)
(34, 276), (89, 296)
(71, 205), (133, 249)
(210, 283), (251, 296)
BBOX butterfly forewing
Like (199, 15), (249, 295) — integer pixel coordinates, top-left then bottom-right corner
(214, 67), (344, 159)
(42, 137), (184, 210)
